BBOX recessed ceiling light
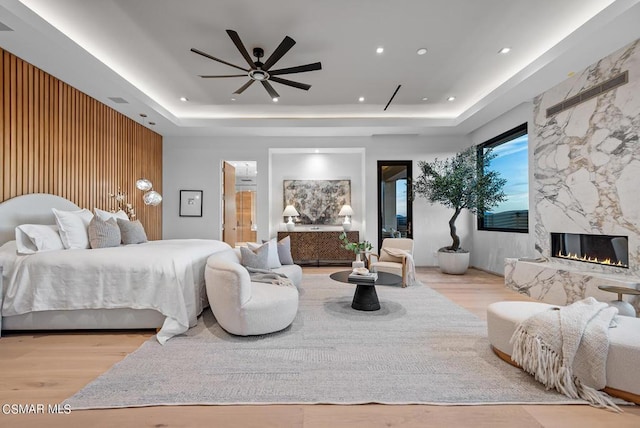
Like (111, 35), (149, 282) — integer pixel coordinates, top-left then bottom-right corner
(376, 47), (384, 54)
(447, 96), (456, 102)
(422, 97), (428, 101)
(272, 97), (279, 102)
(498, 47), (511, 54)
(315, 149), (320, 154)
(416, 48), (427, 55)
(148, 122), (156, 126)
(230, 97), (236, 101)
(358, 96), (365, 102)
(179, 96), (188, 102)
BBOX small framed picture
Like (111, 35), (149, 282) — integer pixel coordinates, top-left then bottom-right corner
(179, 190), (203, 217)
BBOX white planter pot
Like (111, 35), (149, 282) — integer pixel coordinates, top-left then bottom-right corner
(437, 251), (470, 275)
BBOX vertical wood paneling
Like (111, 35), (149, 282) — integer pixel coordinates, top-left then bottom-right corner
(0, 47), (162, 239)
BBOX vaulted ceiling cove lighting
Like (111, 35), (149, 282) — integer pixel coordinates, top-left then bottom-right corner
(376, 47), (384, 54)
(416, 48), (427, 55)
(499, 47), (511, 54)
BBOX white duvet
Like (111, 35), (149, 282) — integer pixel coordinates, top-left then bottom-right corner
(0, 239), (230, 344)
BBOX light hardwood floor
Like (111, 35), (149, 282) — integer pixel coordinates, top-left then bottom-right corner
(0, 267), (638, 427)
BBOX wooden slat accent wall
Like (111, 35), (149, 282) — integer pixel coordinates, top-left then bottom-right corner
(0, 48), (162, 239)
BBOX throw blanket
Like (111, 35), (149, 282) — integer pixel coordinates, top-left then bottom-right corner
(245, 267), (294, 288)
(510, 297), (619, 411)
(382, 248), (417, 286)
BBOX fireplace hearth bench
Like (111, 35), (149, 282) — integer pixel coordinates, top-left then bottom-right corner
(487, 301), (640, 405)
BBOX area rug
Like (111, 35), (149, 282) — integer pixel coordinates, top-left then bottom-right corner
(64, 274), (589, 409)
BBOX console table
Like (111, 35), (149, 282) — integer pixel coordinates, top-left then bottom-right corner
(277, 231), (358, 266)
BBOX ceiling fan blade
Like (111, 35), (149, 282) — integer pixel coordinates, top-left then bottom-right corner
(233, 80), (255, 94)
(261, 81), (280, 99)
(191, 48), (248, 72)
(199, 74), (246, 78)
(270, 76), (311, 91)
(262, 36), (296, 71)
(269, 62), (322, 76)
(226, 30), (256, 70)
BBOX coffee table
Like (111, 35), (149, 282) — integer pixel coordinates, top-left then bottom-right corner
(329, 270), (402, 311)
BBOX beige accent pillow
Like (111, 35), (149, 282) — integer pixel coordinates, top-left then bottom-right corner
(88, 216), (121, 249)
(380, 248), (406, 263)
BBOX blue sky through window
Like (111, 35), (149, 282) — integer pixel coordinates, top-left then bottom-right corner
(486, 134), (528, 213)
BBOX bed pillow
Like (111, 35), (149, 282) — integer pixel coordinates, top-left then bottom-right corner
(251, 238), (282, 269)
(276, 235), (294, 265)
(88, 216), (121, 249)
(94, 208), (129, 222)
(117, 218), (148, 245)
(240, 245), (269, 270)
(14, 224), (65, 254)
(52, 208), (94, 249)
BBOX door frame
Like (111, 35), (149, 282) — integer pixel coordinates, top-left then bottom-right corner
(377, 160), (413, 250)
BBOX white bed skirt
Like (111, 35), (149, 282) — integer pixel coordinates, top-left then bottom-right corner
(2, 308), (165, 332)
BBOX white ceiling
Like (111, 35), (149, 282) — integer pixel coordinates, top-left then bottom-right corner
(1, 0), (639, 137)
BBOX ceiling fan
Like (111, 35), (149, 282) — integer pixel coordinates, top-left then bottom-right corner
(191, 30), (322, 99)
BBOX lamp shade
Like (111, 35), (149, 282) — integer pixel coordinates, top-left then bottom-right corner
(282, 205), (299, 217)
(338, 205), (353, 216)
(136, 178), (153, 191)
(143, 190), (163, 206)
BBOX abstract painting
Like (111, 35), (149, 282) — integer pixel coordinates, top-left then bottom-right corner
(283, 180), (351, 225)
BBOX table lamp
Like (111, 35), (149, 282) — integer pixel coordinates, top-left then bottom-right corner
(283, 205), (299, 231)
(338, 204), (354, 231)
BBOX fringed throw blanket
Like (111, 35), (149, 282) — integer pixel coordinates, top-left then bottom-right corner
(510, 297), (620, 411)
(245, 267), (295, 288)
(382, 248), (417, 286)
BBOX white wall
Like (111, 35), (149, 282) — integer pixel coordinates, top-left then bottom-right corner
(270, 151), (364, 234)
(469, 102), (536, 274)
(162, 135), (471, 266)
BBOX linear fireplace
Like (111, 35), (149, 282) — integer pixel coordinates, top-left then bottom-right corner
(550, 233), (628, 268)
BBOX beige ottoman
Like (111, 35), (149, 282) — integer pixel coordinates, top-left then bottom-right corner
(487, 301), (640, 405)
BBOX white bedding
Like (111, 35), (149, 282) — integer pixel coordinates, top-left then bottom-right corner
(0, 239), (230, 344)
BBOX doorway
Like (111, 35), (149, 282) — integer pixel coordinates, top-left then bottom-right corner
(222, 161), (257, 247)
(377, 161), (413, 250)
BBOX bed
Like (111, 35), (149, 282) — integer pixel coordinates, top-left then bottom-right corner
(0, 193), (230, 344)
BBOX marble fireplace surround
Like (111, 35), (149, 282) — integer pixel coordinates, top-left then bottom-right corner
(505, 38), (640, 311)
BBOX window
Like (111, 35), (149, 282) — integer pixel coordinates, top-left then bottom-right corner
(477, 123), (528, 232)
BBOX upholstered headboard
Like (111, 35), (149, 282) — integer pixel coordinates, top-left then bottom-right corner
(0, 194), (80, 245)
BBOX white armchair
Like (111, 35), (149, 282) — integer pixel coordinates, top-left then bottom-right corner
(204, 249), (299, 336)
(368, 238), (415, 287)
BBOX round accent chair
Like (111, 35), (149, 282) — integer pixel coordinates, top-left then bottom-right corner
(204, 248), (300, 336)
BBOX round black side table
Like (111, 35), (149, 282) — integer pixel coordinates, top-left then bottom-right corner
(329, 270), (402, 311)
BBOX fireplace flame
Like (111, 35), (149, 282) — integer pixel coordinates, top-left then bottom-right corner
(556, 251), (627, 267)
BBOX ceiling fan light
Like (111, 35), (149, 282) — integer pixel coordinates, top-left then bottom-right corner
(249, 69), (269, 81)
(416, 48), (427, 55)
(272, 97), (279, 102)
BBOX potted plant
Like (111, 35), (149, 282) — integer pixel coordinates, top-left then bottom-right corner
(413, 146), (506, 274)
(339, 232), (373, 264)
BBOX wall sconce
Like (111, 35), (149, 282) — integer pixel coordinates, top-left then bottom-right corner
(282, 205), (299, 232)
(338, 204), (353, 231)
(136, 178), (163, 206)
